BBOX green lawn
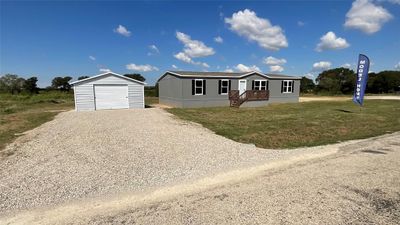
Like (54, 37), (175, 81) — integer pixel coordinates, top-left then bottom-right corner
(167, 100), (400, 149)
(0, 91), (74, 155)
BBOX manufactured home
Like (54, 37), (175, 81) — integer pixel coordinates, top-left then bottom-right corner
(71, 72), (145, 111)
(157, 71), (301, 108)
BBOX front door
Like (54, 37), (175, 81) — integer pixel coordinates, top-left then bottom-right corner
(238, 80), (247, 95)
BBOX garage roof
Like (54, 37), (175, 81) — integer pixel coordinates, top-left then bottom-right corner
(70, 72), (146, 85)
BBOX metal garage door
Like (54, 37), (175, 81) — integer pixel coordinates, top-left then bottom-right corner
(94, 85), (129, 110)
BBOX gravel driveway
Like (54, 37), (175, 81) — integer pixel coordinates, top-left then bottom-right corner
(87, 132), (400, 225)
(0, 108), (331, 215)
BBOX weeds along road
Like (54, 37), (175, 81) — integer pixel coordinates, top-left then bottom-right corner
(2, 132), (399, 225)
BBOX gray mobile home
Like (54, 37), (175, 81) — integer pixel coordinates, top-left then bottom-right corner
(157, 71), (301, 108)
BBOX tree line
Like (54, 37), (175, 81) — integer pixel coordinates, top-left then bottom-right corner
(2, 69), (398, 95)
(300, 68), (400, 94)
(0, 73), (146, 94)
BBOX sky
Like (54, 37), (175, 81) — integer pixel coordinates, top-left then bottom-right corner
(1, 0), (400, 87)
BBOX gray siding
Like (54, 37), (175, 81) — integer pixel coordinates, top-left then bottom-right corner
(242, 74), (268, 90)
(181, 78), (233, 108)
(73, 74), (144, 111)
(268, 79), (300, 103)
(157, 73), (300, 108)
(158, 74), (183, 107)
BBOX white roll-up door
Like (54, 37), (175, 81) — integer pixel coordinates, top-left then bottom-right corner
(94, 85), (129, 110)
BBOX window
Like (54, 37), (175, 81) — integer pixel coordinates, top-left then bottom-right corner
(192, 79), (206, 95)
(195, 79), (203, 95)
(253, 80), (267, 90)
(282, 80), (293, 93)
(219, 79), (229, 95)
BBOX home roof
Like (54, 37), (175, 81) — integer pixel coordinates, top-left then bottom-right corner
(160, 70), (301, 81)
(169, 71), (249, 77)
(70, 72), (146, 85)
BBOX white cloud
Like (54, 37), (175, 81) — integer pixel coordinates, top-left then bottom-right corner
(312, 61), (332, 71)
(263, 56), (286, 73)
(174, 52), (209, 68)
(395, 62), (400, 70)
(172, 64), (178, 69)
(89, 56), (96, 61)
(341, 63), (352, 68)
(234, 64), (261, 72)
(344, 0), (392, 34)
(176, 31), (215, 58)
(316, 31), (350, 52)
(174, 52), (192, 64)
(114, 25), (131, 37)
(174, 31), (214, 68)
(303, 73), (315, 79)
(223, 68), (234, 72)
(201, 62), (210, 68)
(214, 36), (224, 43)
(126, 63), (159, 72)
(263, 56), (287, 65)
(225, 9), (288, 51)
(297, 21), (305, 27)
(148, 45), (160, 56)
(99, 68), (111, 73)
(269, 65), (284, 73)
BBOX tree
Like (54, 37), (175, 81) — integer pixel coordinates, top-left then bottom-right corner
(315, 68), (356, 94)
(51, 76), (72, 91)
(78, 76), (89, 80)
(367, 71), (400, 93)
(300, 77), (315, 93)
(123, 74), (146, 82)
(0, 74), (25, 94)
(23, 77), (38, 94)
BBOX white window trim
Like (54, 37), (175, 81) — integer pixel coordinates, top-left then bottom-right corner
(194, 79), (204, 95)
(254, 80), (267, 90)
(283, 80), (293, 93)
(220, 79), (229, 95)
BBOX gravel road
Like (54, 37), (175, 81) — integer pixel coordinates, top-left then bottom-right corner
(0, 108), (335, 216)
(79, 132), (400, 225)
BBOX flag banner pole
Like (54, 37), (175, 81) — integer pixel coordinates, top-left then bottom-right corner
(353, 54), (370, 108)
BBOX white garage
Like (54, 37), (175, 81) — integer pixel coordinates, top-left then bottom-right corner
(71, 72), (145, 111)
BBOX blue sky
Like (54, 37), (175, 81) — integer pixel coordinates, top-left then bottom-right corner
(1, 0), (399, 87)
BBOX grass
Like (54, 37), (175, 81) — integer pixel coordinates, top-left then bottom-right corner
(300, 93), (399, 97)
(0, 91), (74, 154)
(145, 96), (159, 106)
(167, 100), (400, 149)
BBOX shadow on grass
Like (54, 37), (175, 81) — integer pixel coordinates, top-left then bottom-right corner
(334, 109), (354, 113)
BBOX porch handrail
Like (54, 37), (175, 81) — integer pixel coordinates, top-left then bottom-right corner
(229, 90), (269, 107)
